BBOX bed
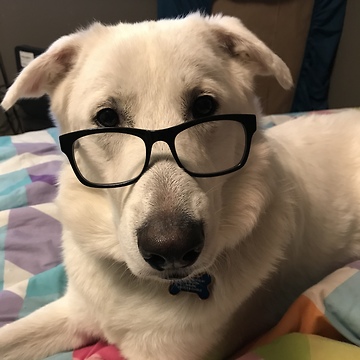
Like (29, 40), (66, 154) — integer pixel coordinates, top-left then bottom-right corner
(1, 108), (360, 360)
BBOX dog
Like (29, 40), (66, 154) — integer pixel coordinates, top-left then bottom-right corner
(1, 13), (360, 360)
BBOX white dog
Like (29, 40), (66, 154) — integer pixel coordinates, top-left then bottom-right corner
(1, 13), (360, 360)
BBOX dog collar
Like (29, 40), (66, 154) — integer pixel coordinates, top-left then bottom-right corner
(169, 273), (212, 300)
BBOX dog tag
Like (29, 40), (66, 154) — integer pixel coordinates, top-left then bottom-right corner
(169, 273), (212, 300)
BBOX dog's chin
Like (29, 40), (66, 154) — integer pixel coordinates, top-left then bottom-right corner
(148, 270), (192, 282)
(136, 267), (203, 283)
(162, 270), (192, 281)
(127, 255), (216, 283)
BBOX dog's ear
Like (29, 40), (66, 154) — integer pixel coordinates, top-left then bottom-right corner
(208, 15), (293, 90)
(0, 26), (96, 111)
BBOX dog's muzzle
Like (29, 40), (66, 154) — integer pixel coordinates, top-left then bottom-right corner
(137, 212), (204, 272)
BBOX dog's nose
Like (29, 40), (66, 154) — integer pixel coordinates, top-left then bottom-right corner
(137, 213), (204, 271)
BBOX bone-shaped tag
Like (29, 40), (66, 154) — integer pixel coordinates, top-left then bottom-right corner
(169, 273), (212, 300)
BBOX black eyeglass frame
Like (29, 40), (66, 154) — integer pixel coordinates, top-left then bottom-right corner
(59, 114), (257, 188)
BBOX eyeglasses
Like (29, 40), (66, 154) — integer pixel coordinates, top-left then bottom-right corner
(59, 114), (256, 188)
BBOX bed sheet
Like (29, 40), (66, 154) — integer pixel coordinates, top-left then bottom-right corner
(1, 109), (359, 359)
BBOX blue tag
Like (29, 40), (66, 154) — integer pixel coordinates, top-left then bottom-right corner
(169, 273), (212, 300)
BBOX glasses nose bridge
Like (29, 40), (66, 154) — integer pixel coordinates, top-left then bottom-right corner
(148, 127), (176, 153)
(150, 126), (174, 143)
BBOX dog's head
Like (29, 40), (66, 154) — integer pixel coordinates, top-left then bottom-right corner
(1, 14), (292, 282)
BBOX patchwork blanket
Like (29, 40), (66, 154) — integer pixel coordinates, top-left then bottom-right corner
(1, 109), (360, 359)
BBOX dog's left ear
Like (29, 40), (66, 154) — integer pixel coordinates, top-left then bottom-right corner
(0, 34), (81, 111)
(209, 15), (293, 90)
(0, 23), (107, 111)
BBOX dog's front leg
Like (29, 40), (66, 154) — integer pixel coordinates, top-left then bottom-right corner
(0, 295), (98, 360)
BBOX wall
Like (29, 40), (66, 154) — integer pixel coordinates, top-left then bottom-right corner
(0, 0), (157, 83)
(328, 0), (360, 109)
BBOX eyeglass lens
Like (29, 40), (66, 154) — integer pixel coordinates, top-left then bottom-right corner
(175, 120), (246, 175)
(73, 132), (147, 185)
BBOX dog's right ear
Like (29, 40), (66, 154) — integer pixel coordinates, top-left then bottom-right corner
(1, 26), (97, 111)
(207, 15), (293, 90)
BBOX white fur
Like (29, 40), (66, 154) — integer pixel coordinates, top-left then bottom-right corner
(1, 13), (360, 360)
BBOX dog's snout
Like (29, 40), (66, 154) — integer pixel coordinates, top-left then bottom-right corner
(137, 214), (204, 271)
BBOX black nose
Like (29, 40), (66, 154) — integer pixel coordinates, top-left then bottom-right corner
(137, 213), (204, 271)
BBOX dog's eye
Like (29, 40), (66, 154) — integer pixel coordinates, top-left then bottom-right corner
(95, 108), (120, 127)
(191, 95), (217, 118)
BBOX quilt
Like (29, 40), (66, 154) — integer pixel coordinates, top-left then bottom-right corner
(1, 109), (360, 359)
